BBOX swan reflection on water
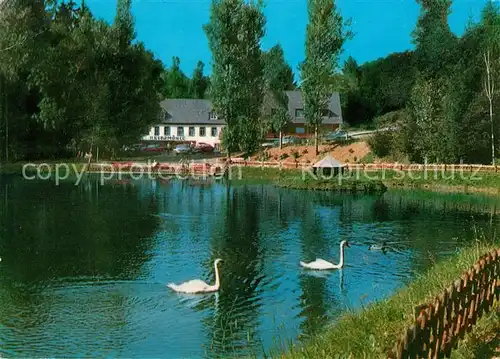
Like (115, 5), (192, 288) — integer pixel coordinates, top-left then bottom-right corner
(174, 291), (219, 310)
(303, 267), (345, 291)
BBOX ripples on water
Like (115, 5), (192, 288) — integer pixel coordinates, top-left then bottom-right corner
(0, 176), (499, 358)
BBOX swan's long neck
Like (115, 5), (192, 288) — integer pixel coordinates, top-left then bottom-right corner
(214, 262), (221, 289)
(338, 243), (346, 268)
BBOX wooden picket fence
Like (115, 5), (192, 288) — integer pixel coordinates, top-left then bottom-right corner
(87, 159), (500, 175)
(390, 248), (500, 359)
(228, 159), (500, 173)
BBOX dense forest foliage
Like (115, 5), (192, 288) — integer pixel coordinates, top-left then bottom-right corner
(1, 0), (498, 164)
(0, 0), (209, 161)
(341, 51), (416, 125)
(362, 0), (500, 165)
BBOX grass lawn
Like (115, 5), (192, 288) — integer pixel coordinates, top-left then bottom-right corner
(226, 166), (500, 195)
(0, 161), (88, 175)
(229, 166), (385, 186)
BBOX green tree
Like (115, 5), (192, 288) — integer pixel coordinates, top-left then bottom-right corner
(409, 76), (457, 163)
(339, 56), (372, 126)
(204, 0), (266, 157)
(359, 52), (416, 117)
(189, 60), (209, 99)
(0, 0), (162, 160)
(162, 56), (190, 98)
(262, 44), (296, 93)
(341, 56), (360, 92)
(300, 0), (350, 155)
(262, 44), (295, 148)
(0, 0), (52, 160)
(106, 0), (162, 148)
(407, 0), (459, 163)
(113, 0), (135, 50)
(412, 0), (457, 76)
(270, 108), (291, 149)
(479, 1), (500, 164)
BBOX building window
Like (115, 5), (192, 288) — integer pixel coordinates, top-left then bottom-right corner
(199, 127), (206, 137)
(154, 126), (160, 136)
(295, 109), (304, 117)
(296, 127), (305, 134)
(164, 126), (170, 136)
(177, 126), (184, 137)
(189, 127), (195, 136)
(211, 127), (217, 137)
(209, 112), (218, 120)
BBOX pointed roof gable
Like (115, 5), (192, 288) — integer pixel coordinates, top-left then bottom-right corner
(312, 154), (345, 168)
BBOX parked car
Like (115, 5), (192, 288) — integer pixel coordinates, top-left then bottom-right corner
(194, 142), (214, 153)
(174, 143), (192, 155)
(142, 144), (166, 152)
(323, 130), (351, 142)
(123, 144), (142, 152)
(282, 136), (300, 145)
(261, 139), (279, 148)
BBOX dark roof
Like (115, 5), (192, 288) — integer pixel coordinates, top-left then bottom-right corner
(159, 99), (225, 125)
(285, 91), (342, 124)
(157, 90), (343, 125)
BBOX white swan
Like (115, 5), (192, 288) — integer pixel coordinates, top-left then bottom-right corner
(300, 240), (350, 270)
(167, 258), (222, 294)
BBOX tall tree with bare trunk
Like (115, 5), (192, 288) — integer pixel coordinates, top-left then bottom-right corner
(483, 49), (496, 165)
(300, 0), (350, 156)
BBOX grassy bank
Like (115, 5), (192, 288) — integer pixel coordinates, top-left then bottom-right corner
(0, 162), (25, 175)
(3, 161), (500, 196)
(380, 169), (500, 195)
(276, 176), (387, 193)
(0, 161), (87, 175)
(272, 240), (500, 359)
(228, 167), (387, 193)
(227, 166), (500, 195)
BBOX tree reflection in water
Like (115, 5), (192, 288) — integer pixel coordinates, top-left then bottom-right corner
(0, 177), (499, 358)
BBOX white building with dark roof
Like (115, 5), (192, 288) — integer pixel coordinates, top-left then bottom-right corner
(142, 99), (225, 147)
(142, 91), (343, 146)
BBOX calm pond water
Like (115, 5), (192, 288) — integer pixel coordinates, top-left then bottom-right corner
(0, 175), (499, 358)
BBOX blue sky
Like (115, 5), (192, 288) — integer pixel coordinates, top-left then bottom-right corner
(85, 0), (489, 80)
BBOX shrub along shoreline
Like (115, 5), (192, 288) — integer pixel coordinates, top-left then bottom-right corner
(228, 167), (500, 196)
(226, 166), (386, 193)
(273, 241), (500, 359)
